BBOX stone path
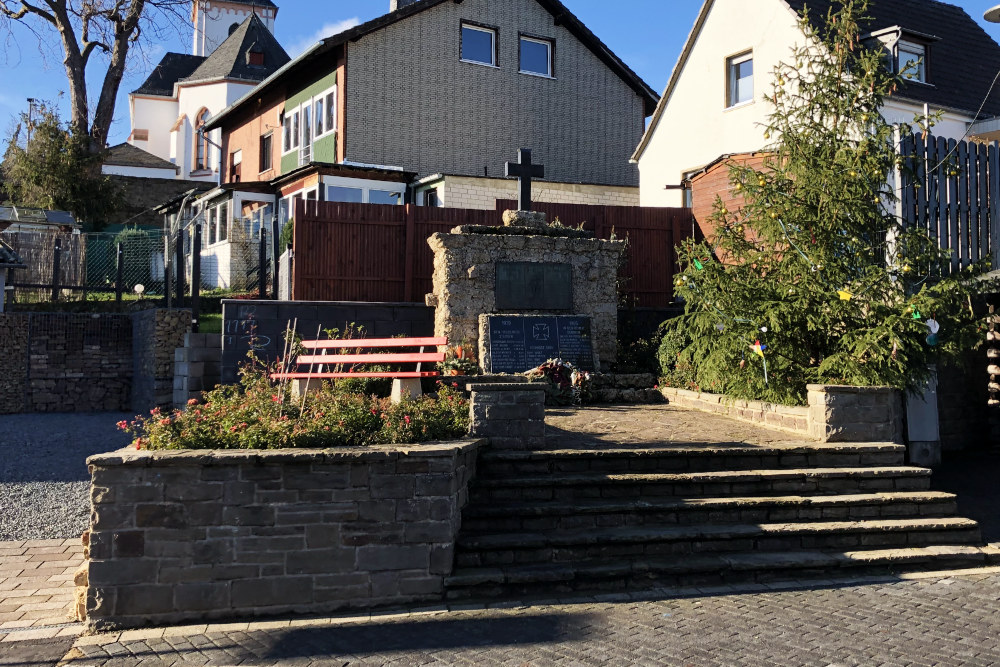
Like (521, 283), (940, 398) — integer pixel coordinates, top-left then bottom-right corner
(545, 404), (800, 449)
(55, 568), (1000, 666)
(0, 539), (82, 644)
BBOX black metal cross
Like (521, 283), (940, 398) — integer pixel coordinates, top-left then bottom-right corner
(505, 148), (545, 211)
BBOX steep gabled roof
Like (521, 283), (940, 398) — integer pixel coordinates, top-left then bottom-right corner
(206, 0), (658, 131)
(184, 12), (290, 85)
(219, 0), (277, 8)
(105, 143), (179, 172)
(132, 52), (205, 97)
(633, 0), (1000, 162)
(785, 0), (1000, 119)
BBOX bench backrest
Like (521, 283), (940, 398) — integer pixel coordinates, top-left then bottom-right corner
(294, 336), (447, 367)
(301, 336), (447, 350)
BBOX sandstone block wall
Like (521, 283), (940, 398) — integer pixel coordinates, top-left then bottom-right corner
(807, 385), (903, 443)
(132, 309), (191, 413)
(173, 332), (221, 408)
(82, 441), (482, 629)
(428, 231), (625, 371)
(468, 383), (545, 450)
(660, 387), (810, 436)
(432, 176), (639, 211)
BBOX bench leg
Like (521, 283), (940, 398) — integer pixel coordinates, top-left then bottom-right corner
(291, 378), (324, 398)
(391, 378), (423, 403)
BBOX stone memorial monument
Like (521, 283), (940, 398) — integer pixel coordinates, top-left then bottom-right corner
(427, 149), (625, 372)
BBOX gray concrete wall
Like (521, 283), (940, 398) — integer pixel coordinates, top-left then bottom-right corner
(344, 0), (647, 186)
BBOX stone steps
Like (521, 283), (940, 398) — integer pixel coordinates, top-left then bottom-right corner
(453, 518), (982, 568)
(444, 546), (990, 600)
(460, 491), (959, 532)
(479, 442), (906, 475)
(469, 467), (932, 503)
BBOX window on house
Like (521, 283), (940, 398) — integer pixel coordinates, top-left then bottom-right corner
(292, 111), (300, 149)
(248, 50), (265, 67)
(898, 41), (926, 82)
(520, 36), (553, 77)
(282, 113), (292, 153)
(207, 206), (217, 245)
(300, 104), (312, 164)
(424, 189), (441, 207)
(726, 52), (753, 108)
(461, 23), (496, 66)
(324, 91), (336, 134)
(328, 186), (364, 203)
(370, 189), (403, 205)
(230, 150), (242, 183)
(315, 97), (324, 136)
(194, 109), (211, 171)
(218, 202), (228, 242)
(260, 133), (272, 172)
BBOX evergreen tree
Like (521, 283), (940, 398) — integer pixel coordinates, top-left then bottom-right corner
(2, 103), (123, 229)
(660, 0), (986, 405)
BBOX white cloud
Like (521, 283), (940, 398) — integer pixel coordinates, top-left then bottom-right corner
(287, 18), (361, 58)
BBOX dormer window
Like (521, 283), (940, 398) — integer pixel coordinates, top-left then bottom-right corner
(897, 41), (926, 82)
(248, 49), (265, 66)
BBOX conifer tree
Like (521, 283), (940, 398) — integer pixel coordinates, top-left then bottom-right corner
(661, 0), (986, 405)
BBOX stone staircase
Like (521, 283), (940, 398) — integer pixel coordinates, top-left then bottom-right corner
(445, 442), (991, 600)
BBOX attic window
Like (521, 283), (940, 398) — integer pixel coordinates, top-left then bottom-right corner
(898, 41), (926, 82)
(248, 50), (265, 67)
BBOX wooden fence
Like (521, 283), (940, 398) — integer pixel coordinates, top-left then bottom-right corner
(2, 231), (85, 288)
(900, 132), (1000, 274)
(292, 201), (694, 307)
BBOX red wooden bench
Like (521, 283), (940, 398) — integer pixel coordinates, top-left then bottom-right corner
(271, 336), (448, 401)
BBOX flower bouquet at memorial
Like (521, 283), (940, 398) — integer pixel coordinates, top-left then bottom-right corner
(525, 358), (591, 406)
(439, 342), (480, 376)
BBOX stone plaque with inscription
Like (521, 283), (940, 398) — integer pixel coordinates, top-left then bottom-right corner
(484, 314), (595, 373)
(495, 262), (572, 311)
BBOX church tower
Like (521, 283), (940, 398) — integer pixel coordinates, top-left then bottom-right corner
(191, 0), (278, 57)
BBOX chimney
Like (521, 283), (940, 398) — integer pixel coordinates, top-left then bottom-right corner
(390, 0), (419, 11)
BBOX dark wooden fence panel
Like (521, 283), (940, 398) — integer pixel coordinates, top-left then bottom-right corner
(294, 201), (695, 306)
(901, 132), (999, 274)
(3, 231), (85, 288)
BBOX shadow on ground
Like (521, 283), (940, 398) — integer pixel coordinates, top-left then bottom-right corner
(932, 451), (1000, 543)
(264, 612), (599, 661)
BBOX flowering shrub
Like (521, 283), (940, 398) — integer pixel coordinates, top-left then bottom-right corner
(119, 362), (469, 451)
(525, 358), (591, 406)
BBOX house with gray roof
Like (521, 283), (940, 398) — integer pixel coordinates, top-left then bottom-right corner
(633, 0), (1000, 207)
(127, 6), (288, 182)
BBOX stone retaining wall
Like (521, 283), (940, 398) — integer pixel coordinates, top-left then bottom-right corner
(173, 332), (221, 408)
(468, 383), (546, 450)
(132, 309), (191, 413)
(0, 314), (28, 413)
(660, 385), (903, 443)
(80, 441), (482, 629)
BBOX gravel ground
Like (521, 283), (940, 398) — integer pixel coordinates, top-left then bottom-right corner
(0, 412), (133, 542)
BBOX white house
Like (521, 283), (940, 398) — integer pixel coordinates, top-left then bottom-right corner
(127, 0), (288, 183)
(633, 0), (1000, 207)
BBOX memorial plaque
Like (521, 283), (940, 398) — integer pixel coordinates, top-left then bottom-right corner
(495, 262), (572, 311)
(486, 315), (595, 373)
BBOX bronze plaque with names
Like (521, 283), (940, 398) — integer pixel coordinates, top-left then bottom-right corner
(495, 262), (572, 311)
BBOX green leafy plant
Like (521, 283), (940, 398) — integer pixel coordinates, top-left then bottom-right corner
(118, 359), (470, 451)
(666, 0), (988, 405)
(439, 342), (480, 376)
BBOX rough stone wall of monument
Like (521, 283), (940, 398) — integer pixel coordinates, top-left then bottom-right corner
(437, 176), (639, 211)
(132, 309), (192, 413)
(428, 231), (625, 369)
(344, 0), (646, 186)
(80, 441), (482, 629)
(0, 314), (28, 414)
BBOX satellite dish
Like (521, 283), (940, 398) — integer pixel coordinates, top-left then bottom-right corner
(986, 5), (1000, 22)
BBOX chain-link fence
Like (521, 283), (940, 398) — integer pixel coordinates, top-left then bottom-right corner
(4, 228), (166, 304)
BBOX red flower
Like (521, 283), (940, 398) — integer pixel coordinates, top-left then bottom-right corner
(159, 418), (171, 426)
(116, 420), (128, 430)
(404, 415), (411, 425)
(371, 409), (378, 416)
(271, 394), (281, 402)
(452, 382), (458, 388)
(150, 408), (161, 416)
(230, 425), (239, 432)
(186, 398), (199, 406)
(654, 384), (659, 390)
(324, 426), (331, 431)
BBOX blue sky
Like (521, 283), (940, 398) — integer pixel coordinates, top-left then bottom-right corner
(2, 0), (1000, 145)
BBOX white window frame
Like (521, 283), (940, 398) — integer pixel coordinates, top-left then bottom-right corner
(726, 51), (754, 109)
(461, 23), (497, 68)
(281, 85), (338, 158)
(519, 35), (553, 78)
(897, 41), (926, 83)
(321, 175), (406, 205)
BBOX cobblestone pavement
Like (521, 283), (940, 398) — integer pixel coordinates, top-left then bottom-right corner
(55, 569), (1000, 666)
(545, 404), (799, 448)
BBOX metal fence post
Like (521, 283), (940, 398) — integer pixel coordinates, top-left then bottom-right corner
(271, 211), (279, 300)
(115, 242), (125, 305)
(258, 227), (267, 299)
(164, 234), (172, 309)
(51, 237), (62, 302)
(175, 230), (185, 307)
(192, 223), (201, 333)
